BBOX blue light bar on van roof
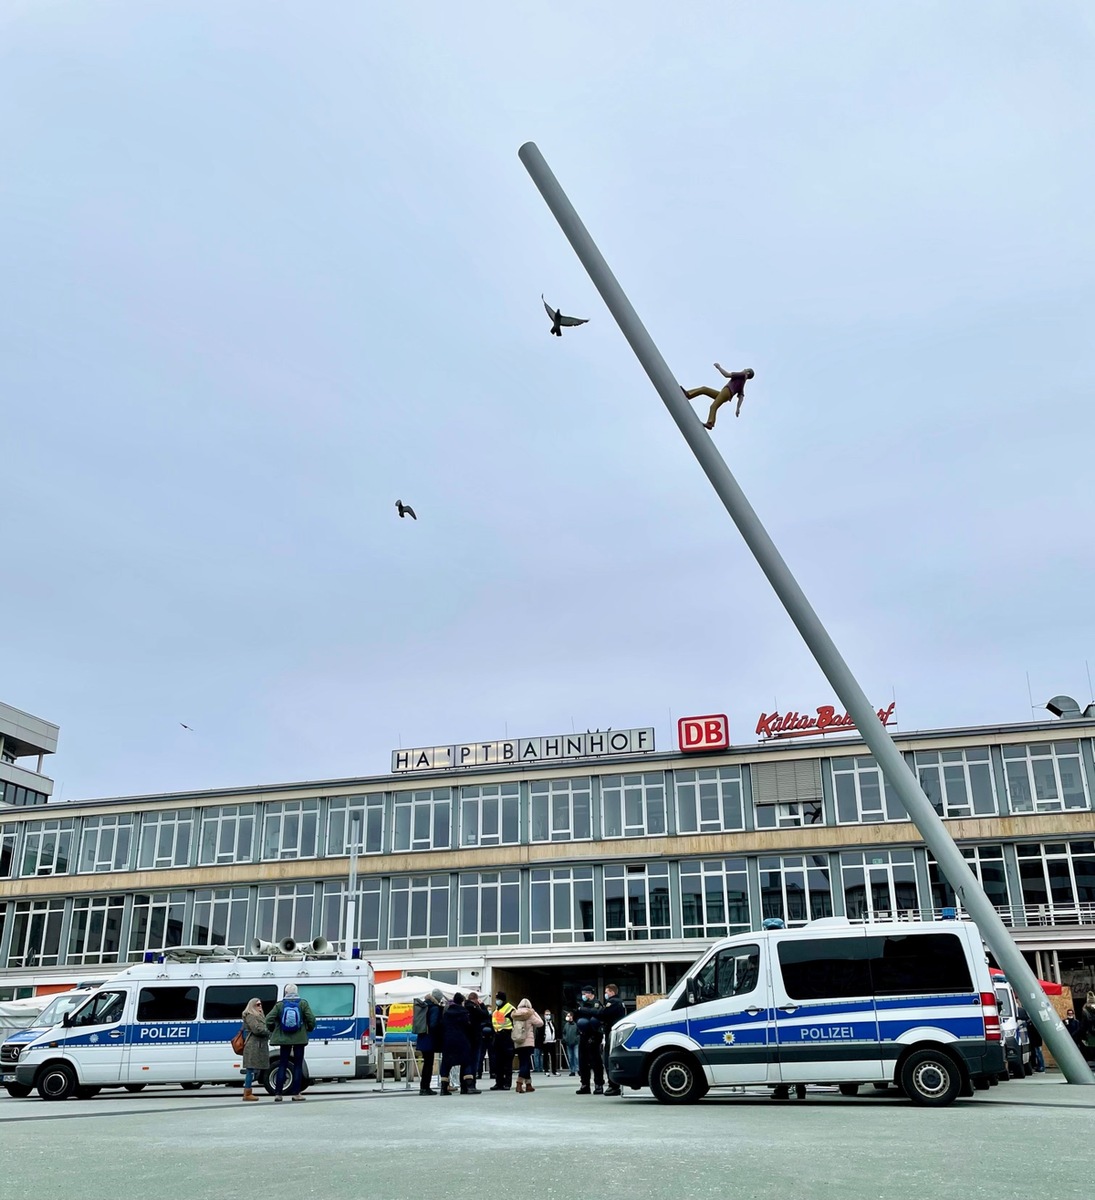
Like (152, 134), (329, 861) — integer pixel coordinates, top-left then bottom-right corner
(941, 907), (957, 920)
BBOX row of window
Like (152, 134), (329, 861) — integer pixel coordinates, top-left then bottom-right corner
(2, 840), (1091, 968)
(1, 741), (1090, 878)
(0, 780), (49, 808)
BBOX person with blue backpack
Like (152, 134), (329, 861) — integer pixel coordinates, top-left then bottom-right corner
(265, 983), (316, 1102)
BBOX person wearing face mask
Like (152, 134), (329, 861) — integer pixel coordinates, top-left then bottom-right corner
(539, 1007), (559, 1076)
(562, 1010), (581, 1076)
(600, 984), (627, 1097)
(574, 985), (605, 1095)
(489, 991), (516, 1091)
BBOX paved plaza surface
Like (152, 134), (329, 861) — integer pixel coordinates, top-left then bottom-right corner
(2, 1072), (1091, 1200)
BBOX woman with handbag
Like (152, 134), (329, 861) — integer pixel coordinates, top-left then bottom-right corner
(239, 997), (270, 1102)
(510, 998), (543, 1094)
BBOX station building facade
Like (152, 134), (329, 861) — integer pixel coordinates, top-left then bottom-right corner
(1, 710), (1093, 1008)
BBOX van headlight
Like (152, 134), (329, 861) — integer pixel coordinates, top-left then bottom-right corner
(612, 1022), (635, 1051)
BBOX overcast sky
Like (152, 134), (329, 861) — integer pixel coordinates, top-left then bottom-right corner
(2, 2), (1093, 801)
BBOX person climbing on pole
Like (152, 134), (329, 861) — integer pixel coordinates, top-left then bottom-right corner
(683, 364), (755, 429)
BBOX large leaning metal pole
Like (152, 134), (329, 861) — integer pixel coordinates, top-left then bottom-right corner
(519, 140), (1093, 1084)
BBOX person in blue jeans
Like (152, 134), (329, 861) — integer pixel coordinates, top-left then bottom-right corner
(266, 983), (316, 1101)
(561, 1011), (581, 1076)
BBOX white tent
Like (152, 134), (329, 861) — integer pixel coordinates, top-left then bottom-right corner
(374, 976), (460, 1005)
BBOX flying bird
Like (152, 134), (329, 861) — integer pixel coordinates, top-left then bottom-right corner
(180, 723), (194, 732)
(396, 500), (417, 520)
(542, 295), (589, 337)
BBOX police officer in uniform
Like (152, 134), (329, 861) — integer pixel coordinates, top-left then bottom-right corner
(600, 983), (626, 1097)
(574, 984), (605, 1095)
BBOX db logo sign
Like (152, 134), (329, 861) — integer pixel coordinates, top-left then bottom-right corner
(677, 714), (730, 753)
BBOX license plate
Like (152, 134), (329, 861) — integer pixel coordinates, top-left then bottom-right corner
(1, 1073), (15, 1084)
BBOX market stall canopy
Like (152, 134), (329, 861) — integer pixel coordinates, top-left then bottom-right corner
(374, 976), (460, 1005)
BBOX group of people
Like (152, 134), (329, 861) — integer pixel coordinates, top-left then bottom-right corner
(412, 984), (627, 1097)
(238, 982), (317, 1102)
(1064, 991), (1095, 1063)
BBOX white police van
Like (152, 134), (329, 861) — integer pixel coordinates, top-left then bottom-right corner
(608, 918), (1005, 1106)
(2, 953), (375, 1101)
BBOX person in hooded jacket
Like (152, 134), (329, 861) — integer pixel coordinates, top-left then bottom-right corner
(415, 988), (446, 1095)
(510, 998), (544, 1094)
(240, 997), (270, 1102)
(265, 983), (316, 1102)
(440, 993), (481, 1096)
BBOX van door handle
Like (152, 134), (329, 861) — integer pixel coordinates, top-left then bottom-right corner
(109, 1031), (122, 1039)
(745, 1006), (761, 1017)
(779, 1005), (798, 1014)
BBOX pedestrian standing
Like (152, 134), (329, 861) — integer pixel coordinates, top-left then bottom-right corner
(240, 997), (269, 1102)
(414, 988), (446, 1095)
(489, 991), (516, 1091)
(574, 985), (605, 1095)
(600, 984), (626, 1097)
(465, 992), (490, 1080)
(440, 992), (481, 1096)
(510, 998), (544, 1094)
(265, 983), (316, 1102)
(562, 1010), (580, 1076)
(541, 1008), (560, 1075)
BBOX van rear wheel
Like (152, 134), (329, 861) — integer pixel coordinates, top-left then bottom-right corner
(124, 1084), (146, 1093)
(180, 1082), (203, 1090)
(37, 1063), (77, 1101)
(900, 1049), (961, 1107)
(838, 1083), (860, 1096)
(648, 1052), (706, 1105)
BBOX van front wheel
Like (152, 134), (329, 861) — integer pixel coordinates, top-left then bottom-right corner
(648, 1052), (706, 1105)
(4, 1083), (32, 1099)
(900, 1049), (961, 1107)
(37, 1063), (77, 1101)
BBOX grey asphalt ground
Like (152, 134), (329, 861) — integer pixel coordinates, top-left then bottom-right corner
(2, 1071), (1091, 1200)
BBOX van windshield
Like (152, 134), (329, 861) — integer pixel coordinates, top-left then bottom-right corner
(35, 993), (86, 1029)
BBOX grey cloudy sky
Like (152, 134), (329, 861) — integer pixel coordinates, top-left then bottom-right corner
(2, 2), (1093, 801)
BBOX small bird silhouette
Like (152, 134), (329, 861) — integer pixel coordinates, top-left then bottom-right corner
(180, 723), (194, 732)
(543, 295), (589, 337)
(396, 500), (417, 520)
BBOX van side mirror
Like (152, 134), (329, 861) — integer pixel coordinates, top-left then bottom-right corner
(62, 1013), (72, 1027)
(685, 978), (696, 1006)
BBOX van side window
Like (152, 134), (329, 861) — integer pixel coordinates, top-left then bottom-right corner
(297, 983), (355, 1017)
(70, 990), (126, 1026)
(137, 986), (199, 1022)
(867, 933), (974, 995)
(694, 945), (760, 1003)
(203, 985), (278, 1021)
(778, 936), (871, 1000)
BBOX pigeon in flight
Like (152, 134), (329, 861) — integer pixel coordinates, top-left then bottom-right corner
(180, 723), (194, 732)
(543, 295), (589, 337)
(396, 500), (417, 520)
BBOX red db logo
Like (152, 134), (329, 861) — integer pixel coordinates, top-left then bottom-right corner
(677, 715), (730, 752)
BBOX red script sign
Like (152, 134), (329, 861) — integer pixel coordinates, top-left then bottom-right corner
(756, 702), (896, 740)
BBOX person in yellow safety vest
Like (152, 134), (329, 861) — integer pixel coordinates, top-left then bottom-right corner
(489, 992), (515, 1091)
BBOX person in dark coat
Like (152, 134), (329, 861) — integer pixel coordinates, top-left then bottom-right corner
(600, 984), (627, 1097)
(466, 992), (491, 1079)
(440, 993), (480, 1096)
(574, 985), (605, 1095)
(415, 988), (446, 1095)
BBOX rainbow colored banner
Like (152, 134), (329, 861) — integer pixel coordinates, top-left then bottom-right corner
(383, 1002), (414, 1045)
